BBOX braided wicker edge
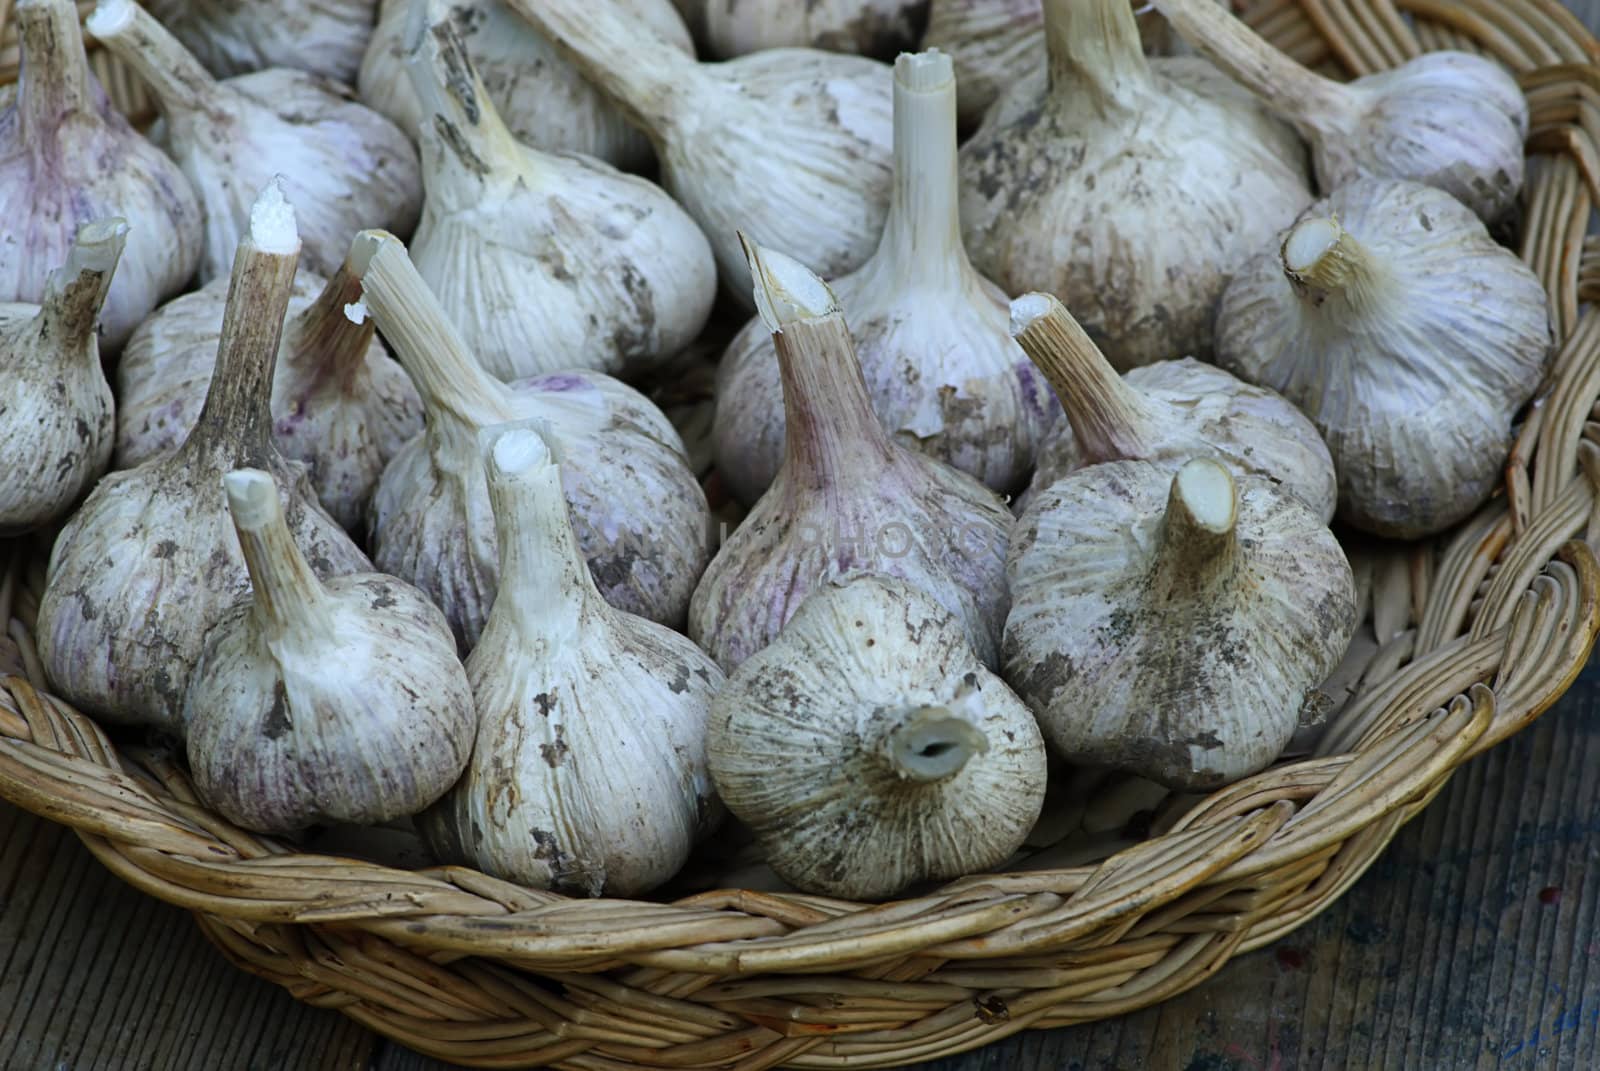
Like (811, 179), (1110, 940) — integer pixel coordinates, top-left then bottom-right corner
(4, 1), (1600, 1068)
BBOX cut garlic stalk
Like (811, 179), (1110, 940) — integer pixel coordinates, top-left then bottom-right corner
(0, 220), (127, 535)
(186, 468), (474, 834)
(506, 0), (895, 308)
(690, 236), (1013, 671)
(1, 0), (201, 352)
(404, 0), (715, 381)
(37, 181), (370, 734)
(1010, 291), (1335, 521)
(957, 0), (1312, 369)
(114, 257), (423, 531)
(88, 0), (422, 283)
(714, 51), (1056, 506)
(1154, 0), (1527, 221)
(352, 230), (713, 648)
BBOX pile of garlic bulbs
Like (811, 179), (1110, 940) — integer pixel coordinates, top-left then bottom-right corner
(5, 0), (1550, 902)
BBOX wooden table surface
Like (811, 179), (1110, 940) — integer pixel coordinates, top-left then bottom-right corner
(11, 4), (1600, 1069)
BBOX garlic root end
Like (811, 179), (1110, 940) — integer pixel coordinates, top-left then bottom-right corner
(884, 707), (989, 783)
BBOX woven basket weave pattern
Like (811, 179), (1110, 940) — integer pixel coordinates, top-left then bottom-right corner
(4, 1), (1600, 1067)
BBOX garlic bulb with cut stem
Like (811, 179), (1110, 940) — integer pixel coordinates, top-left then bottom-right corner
(352, 230), (713, 648)
(144, 0), (377, 84)
(685, 0), (927, 59)
(1009, 292), (1335, 521)
(714, 51), (1055, 507)
(1154, 0), (1527, 222)
(420, 424), (722, 897)
(691, 236), (1013, 671)
(957, 0), (1312, 369)
(709, 572), (1046, 900)
(113, 256), (423, 532)
(1215, 179), (1552, 539)
(359, 0), (690, 169)
(36, 182), (370, 734)
(0, 220), (127, 536)
(87, 0), (422, 284)
(1, 0), (201, 353)
(1005, 458), (1356, 789)
(185, 468), (474, 834)
(506, 0), (894, 309)
(404, 1), (715, 381)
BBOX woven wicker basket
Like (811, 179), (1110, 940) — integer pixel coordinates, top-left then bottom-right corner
(5, 1), (1600, 1067)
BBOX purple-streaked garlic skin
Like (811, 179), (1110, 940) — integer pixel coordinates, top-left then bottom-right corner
(360, 0), (691, 169)
(0, 219), (127, 536)
(145, 0), (378, 84)
(0, 0), (202, 353)
(114, 269), (423, 531)
(88, 0), (421, 284)
(1018, 357), (1336, 520)
(372, 370), (713, 650)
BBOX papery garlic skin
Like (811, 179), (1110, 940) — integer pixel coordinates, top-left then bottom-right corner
(1005, 458), (1356, 789)
(185, 469), (474, 834)
(714, 52), (1055, 506)
(508, 0), (895, 309)
(922, 0), (1042, 129)
(1, 0), (201, 353)
(145, 0), (377, 84)
(88, 0), (422, 284)
(355, 230), (713, 649)
(1215, 179), (1551, 539)
(359, 0), (689, 169)
(38, 183), (370, 734)
(1154, 0), (1527, 222)
(957, 0), (1312, 369)
(0, 220), (126, 536)
(709, 573), (1046, 900)
(405, 4), (715, 381)
(691, 0), (927, 59)
(113, 264), (423, 532)
(1009, 292), (1335, 521)
(420, 426), (721, 897)
(692, 237), (1013, 671)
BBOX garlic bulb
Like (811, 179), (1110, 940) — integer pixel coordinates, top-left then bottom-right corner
(922, 0), (1041, 129)
(353, 230), (713, 648)
(713, 52), (1054, 507)
(37, 183), (370, 734)
(1, 0), (201, 352)
(1215, 179), (1551, 539)
(421, 424), (721, 897)
(87, 0), (422, 284)
(691, 236), (1013, 671)
(144, 0), (377, 84)
(185, 468), (474, 834)
(1010, 292), (1335, 522)
(685, 0), (927, 59)
(359, 0), (690, 169)
(506, 0), (894, 308)
(957, 0), (1312, 369)
(1005, 458), (1356, 789)
(113, 257), (423, 531)
(0, 220), (126, 536)
(1154, 0), (1527, 222)
(709, 572), (1046, 900)
(404, 3), (715, 381)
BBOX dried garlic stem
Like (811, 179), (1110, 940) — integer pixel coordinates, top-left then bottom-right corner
(40, 219), (129, 347)
(1281, 215), (1386, 306)
(280, 259), (376, 390)
(1152, 458), (1239, 598)
(224, 469), (333, 639)
(18, 0), (94, 132)
(1010, 292), (1161, 462)
(1047, 0), (1152, 116)
(880, 51), (965, 289)
(87, 0), (219, 117)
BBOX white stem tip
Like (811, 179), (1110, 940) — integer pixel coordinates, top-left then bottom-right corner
(1283, 216), (1342, 274)
(739, 231), (837, 333)
(1173, 458), (1237, 534)
(86, 0), (135, 38)
(894, 50), (954, 92)
(1009, 292), (1060, 338)
(223, 469), (281, 530)
(483, 423), (554, 477)
(249, 178), (300, 255)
